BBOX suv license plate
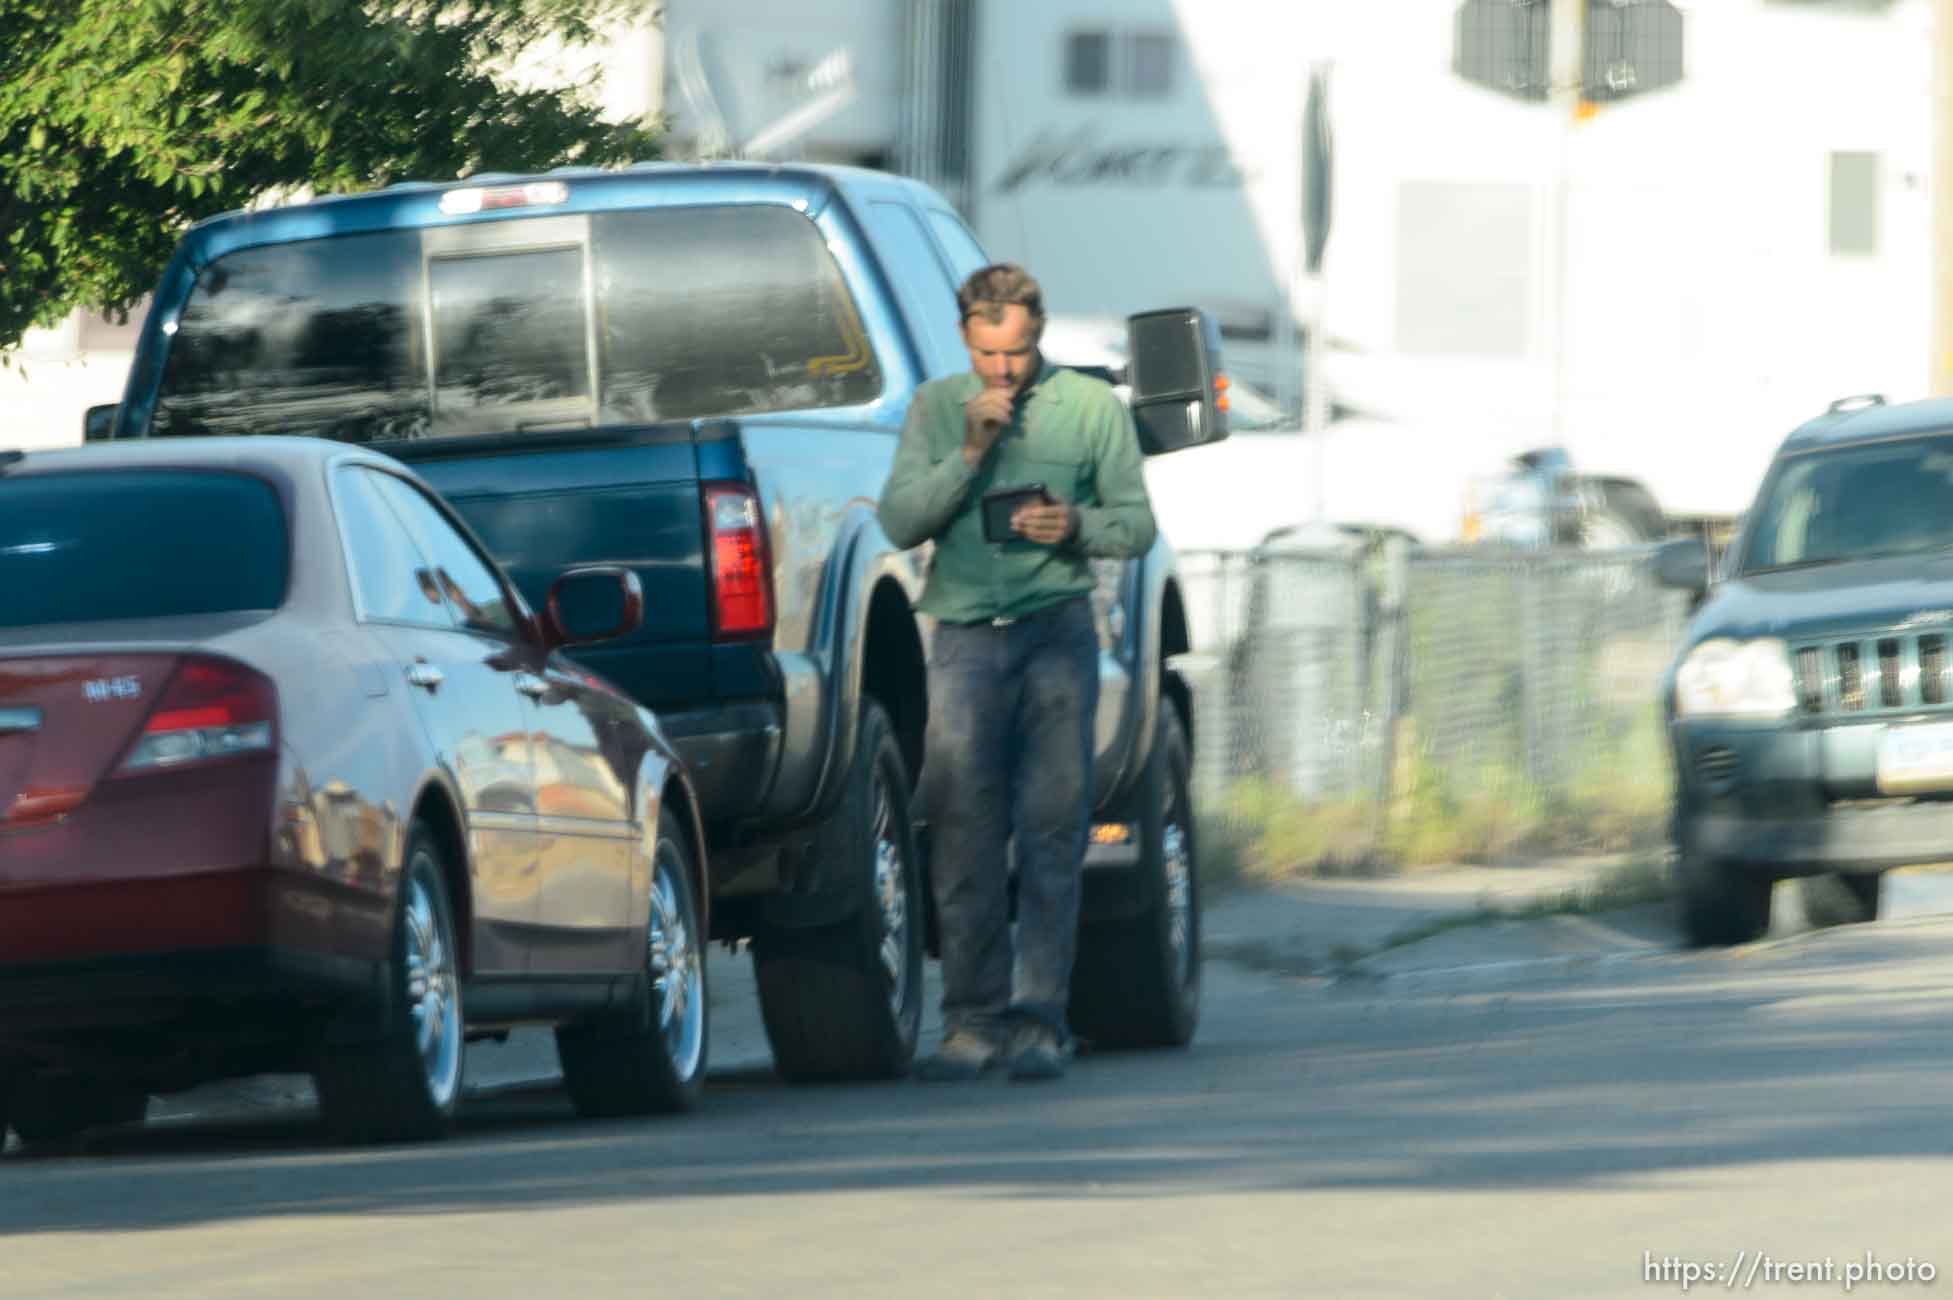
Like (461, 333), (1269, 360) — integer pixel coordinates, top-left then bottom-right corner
(1877, 721), (1953, 794)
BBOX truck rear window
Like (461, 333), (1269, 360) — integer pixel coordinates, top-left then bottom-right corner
(0, 471), (288, 627)
(151, 204), (882, 443)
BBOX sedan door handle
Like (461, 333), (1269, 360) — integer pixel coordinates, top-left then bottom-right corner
(405, 662), (445, 691)
(513, 673), (549, 700)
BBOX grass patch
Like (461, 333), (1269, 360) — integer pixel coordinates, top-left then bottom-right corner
(1202, 710), (1673, 883)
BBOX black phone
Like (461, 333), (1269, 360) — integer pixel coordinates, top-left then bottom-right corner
(980, 482), (1055, 544)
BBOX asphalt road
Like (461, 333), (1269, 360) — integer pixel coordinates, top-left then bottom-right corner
(7, 874), (1953, 1299)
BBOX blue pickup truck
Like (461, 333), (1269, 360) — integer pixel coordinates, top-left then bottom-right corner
(102, 162), (1223, 1080)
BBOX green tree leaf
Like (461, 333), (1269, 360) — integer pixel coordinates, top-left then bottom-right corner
(0, 0), (664, 349)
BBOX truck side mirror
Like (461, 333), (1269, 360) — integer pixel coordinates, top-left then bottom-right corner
(1125, 307), (1230, 456)
(83, 403), (118, 442)
(1652, 536), (1710, 595)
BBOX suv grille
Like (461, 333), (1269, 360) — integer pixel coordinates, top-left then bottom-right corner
(1795, 633), (1949, 715)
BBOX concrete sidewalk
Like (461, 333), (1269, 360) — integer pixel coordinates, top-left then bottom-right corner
(1202, 855), (1676, 979)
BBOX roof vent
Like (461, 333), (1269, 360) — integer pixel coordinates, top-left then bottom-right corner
(1827, 393), (1887, 414)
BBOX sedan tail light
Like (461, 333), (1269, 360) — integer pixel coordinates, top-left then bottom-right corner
(120, 656), (278, 772)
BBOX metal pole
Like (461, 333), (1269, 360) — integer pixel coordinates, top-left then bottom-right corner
(1304, 60), (1332, 523)
(1547, 0), (1584, 442)
(1934, 0), (1953, 395)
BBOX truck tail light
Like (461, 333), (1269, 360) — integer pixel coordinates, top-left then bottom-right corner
(121, 656), (277, 772)
(703, 483), (774, 641)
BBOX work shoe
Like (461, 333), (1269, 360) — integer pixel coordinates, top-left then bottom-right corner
(1006, 1020), (1070, 1082)
(915, 1028), (1001, 1082)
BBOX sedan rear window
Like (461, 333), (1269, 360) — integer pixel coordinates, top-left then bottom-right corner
(0, 471), (288, 627)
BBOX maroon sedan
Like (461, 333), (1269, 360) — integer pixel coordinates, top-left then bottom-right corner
(0, 437), (709, 1146)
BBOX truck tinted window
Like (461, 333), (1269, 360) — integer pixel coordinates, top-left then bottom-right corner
(0, 471), (287, 627)
(595, 205), (881, 422)
(431, 248), (592, 432)
(151, 204), (881, 443)
(154, 231), (428, 442)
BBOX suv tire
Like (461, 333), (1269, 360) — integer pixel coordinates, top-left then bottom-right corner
(1797, 871), (1882, 930)
(1676, 850), (1772, 947)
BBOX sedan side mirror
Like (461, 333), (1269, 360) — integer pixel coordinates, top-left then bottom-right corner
(1652, 536), (1710, 595)
(544, 566), (644, 648)
(1125, 306), (1230, 456)
(83, 403), (118, 442)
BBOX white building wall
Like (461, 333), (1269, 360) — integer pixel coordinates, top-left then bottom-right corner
(2, 319), (134, 453)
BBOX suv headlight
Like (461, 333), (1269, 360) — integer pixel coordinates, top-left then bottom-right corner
(1674, 637), (1795, 720)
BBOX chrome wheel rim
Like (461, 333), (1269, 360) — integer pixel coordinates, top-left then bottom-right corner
(403, 859), (462, 1109)
(870, 766), (912, 1017)
(649, 841), (705, 1083)
(1162, 803), (1194, 990)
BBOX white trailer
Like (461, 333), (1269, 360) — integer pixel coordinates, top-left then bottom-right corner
(961, 0), (1933, 543)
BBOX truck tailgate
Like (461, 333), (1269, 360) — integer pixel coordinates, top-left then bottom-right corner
(399, 435), (712, 711)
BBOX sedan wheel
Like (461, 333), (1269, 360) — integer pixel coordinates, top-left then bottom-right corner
(316, 823), (465, 1144)
(557, 806), (709, 1116)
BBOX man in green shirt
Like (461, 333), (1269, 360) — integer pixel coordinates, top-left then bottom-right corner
(878, 264), (1157, 1082)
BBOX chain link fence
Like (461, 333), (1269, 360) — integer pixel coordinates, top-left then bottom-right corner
(1178, 541), (1691, 871)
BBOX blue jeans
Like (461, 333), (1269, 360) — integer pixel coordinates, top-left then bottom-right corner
(924, 595), (1098, 1041)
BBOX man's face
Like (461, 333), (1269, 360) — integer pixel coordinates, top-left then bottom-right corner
(961, 305), (1041, 394)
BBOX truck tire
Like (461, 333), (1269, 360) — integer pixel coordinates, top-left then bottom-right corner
(556, 806), (708, 1116)
(1797, 871), (1882, 929)
(753, 698), (923, 1081)
(316, 825), (465, 1143)
(1068, 706), (1200, 1049)
(1676, 850), (1772, 947)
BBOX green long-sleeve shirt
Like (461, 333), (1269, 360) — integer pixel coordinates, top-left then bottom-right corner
(877, 360), (1157, 623)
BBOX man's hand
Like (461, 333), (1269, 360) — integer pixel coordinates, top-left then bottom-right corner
(1011, 500), (1075, 546)
(961, 389), (1013, 468)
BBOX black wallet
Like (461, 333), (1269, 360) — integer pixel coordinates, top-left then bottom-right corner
(980, 483), (1054, 543)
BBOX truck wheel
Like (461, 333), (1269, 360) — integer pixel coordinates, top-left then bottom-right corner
(316, 825), (465, 1143)
(1797, 871), (1882, 929)
(556, 807), (708, 1116)
(1676, 850), (1772, 947)
(1069, 706), (1200, 1049)
(753, 698), (923, 1081)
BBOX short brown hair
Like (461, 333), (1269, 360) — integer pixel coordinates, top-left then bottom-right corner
(957, 263), (1045, 328)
